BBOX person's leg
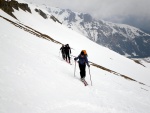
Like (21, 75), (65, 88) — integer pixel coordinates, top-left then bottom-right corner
(63, 52), (65, 60)
(61, 52), (64, 59)
(68, 54), (70, 63)
(79, 64), (86, 79)
(65, 53), (68, 61)
(66, 53), (70, 63)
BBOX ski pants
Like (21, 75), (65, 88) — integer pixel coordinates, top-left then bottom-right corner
(79, 63), (86, 78)
(65, 52), (70, 63)
(61, 52), (65, 60)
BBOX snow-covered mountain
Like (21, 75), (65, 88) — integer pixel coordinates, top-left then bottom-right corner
(43, 6), (150, 58)
(1, 0), (150, 113)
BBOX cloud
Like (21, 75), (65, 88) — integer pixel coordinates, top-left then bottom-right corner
(25, 0), (150, 32)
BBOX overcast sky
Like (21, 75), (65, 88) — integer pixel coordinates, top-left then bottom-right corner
(25, 0), (150, 33)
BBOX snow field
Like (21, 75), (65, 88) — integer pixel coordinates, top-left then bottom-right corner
(0, 2), (150, 113)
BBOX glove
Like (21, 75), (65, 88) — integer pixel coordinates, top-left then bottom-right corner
(74, 58), (76, 61)
(88, 64), (90, 67)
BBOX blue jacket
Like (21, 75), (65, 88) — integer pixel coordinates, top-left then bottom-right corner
(74, 54), (90, 67)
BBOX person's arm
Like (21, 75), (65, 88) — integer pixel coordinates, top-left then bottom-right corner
(74, 55), (79, 61)
(70, 48), (71, 54)
(85, 57), (90, 67)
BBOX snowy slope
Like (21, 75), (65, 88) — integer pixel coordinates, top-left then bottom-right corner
(5, 3), (150, 85)
(0, 1), (150, 113)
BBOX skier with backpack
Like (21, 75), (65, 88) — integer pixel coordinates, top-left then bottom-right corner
(64, 44), (71, 63)
(74, 50), (90, 81)
(60, 44), (66, 60)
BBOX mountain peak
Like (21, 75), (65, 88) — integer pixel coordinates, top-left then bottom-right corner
(44, 6), (150, 58)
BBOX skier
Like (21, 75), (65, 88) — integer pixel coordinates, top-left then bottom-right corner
(74, 50), (90, 80)
(60, 44), (65, 60)
(64, 44), (71, 63)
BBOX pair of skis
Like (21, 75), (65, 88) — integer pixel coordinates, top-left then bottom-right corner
(81, 79), (88, 86)
(74, 61), (89, 86)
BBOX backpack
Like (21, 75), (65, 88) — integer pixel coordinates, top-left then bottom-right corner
(82, 50), (87, 56)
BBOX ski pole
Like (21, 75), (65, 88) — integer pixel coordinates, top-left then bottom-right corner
(74, 61), (76, 77)
(59, 50), (60, 57)
(88, 67), (92, 86)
